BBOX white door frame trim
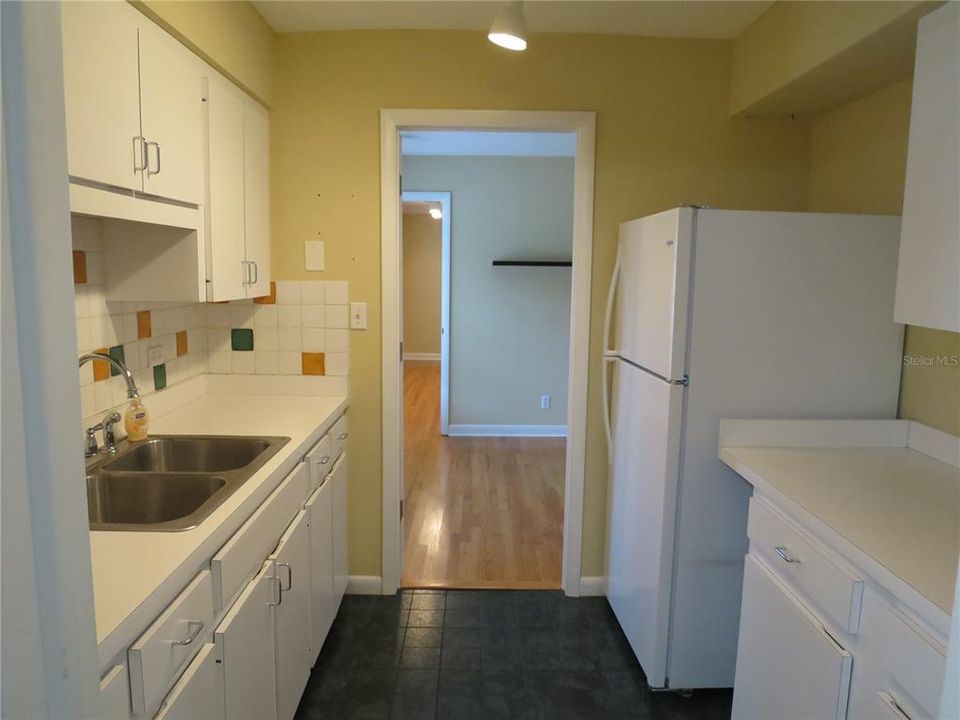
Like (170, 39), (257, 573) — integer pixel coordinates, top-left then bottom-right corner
(401, 190), (452, 435)
(380, 109), (596, 596)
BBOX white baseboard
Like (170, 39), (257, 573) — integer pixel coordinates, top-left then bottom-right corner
(403, 353), (440, 361)
(447, 424), (567, 438)
(579, 576), (607, 596)
(346, 576), (382, 595)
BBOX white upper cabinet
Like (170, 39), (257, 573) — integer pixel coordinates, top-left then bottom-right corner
(895, 2), (960, 332)
(61, 1), (142, 192)
(205, 76), (271, 301)
(137, 20), (205, 204)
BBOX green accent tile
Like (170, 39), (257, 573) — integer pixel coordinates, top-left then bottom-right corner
(153, 363), (167, 391)
(231, 328), (254, 351)
(108, 345), (125, 376)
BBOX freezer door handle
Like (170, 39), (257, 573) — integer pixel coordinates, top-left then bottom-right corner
(602, 244), (622, 465)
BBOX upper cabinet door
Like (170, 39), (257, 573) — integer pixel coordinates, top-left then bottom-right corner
(243, 101), (271, 298)
(206, 77), (247, 301)
(61, 1), (142, 192)
(138, 20), (205, 205)
(895, 2), (960, 332)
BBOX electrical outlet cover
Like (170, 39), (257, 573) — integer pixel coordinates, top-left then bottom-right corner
(305, 241), (325, 272)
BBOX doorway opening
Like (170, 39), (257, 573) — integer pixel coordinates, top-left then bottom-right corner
(382, 112), (596, 594)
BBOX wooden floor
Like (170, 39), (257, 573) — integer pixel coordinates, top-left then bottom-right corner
(401, 361), (565, 590)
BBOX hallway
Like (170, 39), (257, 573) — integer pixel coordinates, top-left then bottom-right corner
(402, 361), (565, 589)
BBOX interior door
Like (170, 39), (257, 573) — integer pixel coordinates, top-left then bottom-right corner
(331, 454), (349, 606)
(732, 554), (853, 720)
(270, 511), (312, 720)
(616, 208), (693, 380)
(138, 18), (204, 204)
(60, 1), (142, 191)
(243, 101), (271, 298)
(305, 476), (335, 665)
(205, 76), (247, 301)
(606, 360), (684, 688)
(215, 562), (278, 720)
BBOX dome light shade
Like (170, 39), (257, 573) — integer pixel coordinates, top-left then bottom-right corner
(488, 2), (527, 51)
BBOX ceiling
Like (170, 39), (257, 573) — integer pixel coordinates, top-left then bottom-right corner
(252, 1), (774, 39)
(401, 130), (576, 157)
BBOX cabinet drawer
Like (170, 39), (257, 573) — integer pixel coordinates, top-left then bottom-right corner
(211, 462), (309, 610)
(306, 433), (335, 490)
(128, 570), (215, 717)
(748, 497), (863, 634)
(331, 415), (348, 460)
(154, 643), (220, 720)
(881, 609), (946, 719)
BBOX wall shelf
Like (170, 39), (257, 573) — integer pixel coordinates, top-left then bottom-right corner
(492, 260), (573, 267)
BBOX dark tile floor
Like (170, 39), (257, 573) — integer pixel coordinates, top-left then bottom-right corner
(295, 590), (732, 720)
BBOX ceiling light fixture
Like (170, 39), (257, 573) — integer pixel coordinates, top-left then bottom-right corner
(429, 208), (443, 220)
(488, 1), (527, 52)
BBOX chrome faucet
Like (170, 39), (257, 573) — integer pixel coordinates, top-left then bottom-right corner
(78, 352), (140, 457)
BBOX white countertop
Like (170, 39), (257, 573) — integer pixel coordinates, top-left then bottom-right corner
(90, 377), (347, 668)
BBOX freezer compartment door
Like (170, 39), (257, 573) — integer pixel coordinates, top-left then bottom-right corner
(616, 208), (693, 380)
(606, 360), (685, 688)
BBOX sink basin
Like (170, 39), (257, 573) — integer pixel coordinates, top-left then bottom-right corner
(87, 473), (227, 526)
(103, 436), (274, 473)
(86, 434), (289, 531)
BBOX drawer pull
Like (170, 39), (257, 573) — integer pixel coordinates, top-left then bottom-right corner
(337, 432), (348, 441)
(267, 576), (282, 607)
(318, 455), (331, 465)
(774, 545), (800, 563)
(277, 562), (293, 591)
(878, 691), (912, 720)
(172, 621), (204, 646)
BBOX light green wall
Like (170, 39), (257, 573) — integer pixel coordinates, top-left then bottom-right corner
(402, 213), (441, 356)
(807, 80), (960, 436)
(404, 156), (574, 427)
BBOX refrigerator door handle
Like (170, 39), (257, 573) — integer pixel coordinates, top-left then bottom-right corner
(602, 244), (622, 465)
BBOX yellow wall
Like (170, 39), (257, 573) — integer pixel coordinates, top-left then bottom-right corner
(401, 213), (441, 356)
(271, 30), (810, 577)
(807, 80), (960, 436)
(134, 0), (275, 106)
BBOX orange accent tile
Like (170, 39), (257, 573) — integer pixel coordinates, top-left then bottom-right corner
(253, 281), (277, 305)
(176, 330), (188, 357)
(72, 251), (87, 284)
(137, 310), (152, 339)
(301, 352), (326, 376)
(92, 347), (110, 382)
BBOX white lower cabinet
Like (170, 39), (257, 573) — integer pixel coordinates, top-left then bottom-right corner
(215, 562), (278, 720)
(331, 453), (349, 606)
(270, 511), (313, 720)
(155, 643), (220, 720)
(732, 554), (852, 720)
(305, 477), (335, 665)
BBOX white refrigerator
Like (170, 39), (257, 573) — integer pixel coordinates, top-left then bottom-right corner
(602, 207), (904, 690)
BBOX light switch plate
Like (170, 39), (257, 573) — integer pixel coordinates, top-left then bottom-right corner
(350, 302), (367, 330)
(305, 241), (325, 271)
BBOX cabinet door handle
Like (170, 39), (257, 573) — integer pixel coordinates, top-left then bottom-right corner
(241, 260), (250, 284)
(337, 432), (349, 441)
(132, 136), (147, 173)
(317, 455), (331, 465)
(145, 141), (161, 177)
(251, 261), (258, 284)
(172, 620), (204, 646)
(277, 562), (293, 591)
(773, 545), (800, 563)
(267, 575), (282, 606)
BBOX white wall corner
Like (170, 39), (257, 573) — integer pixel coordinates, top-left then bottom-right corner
(346, 576), (383, 595)
(579, 576), (607, 597)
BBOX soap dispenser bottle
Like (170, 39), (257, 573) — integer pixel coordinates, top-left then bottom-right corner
(124, 397), (150, 441)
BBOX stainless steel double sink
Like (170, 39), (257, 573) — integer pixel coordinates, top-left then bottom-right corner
(86, 435), (289, 531)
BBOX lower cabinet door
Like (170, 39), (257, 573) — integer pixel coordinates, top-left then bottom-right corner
(215, 563), (278, 720)
(270, 510), (312, 720)
(331, 454), (349, 606)
(155, 644), (220, 720)
(305, 478), (335, 666)
(732, 554), (853, 720)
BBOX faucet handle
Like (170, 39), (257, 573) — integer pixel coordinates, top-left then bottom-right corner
(103, 412), (122, 452)
(84, 422), (104, 458)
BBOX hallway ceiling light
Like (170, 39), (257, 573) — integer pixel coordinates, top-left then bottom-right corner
(488, 2), (527, 51)
(429, 207), (443, 220)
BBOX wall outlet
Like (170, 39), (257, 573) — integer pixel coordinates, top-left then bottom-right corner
(147, 345), (164, 367)
(540, 395), (551, 410)
(304, 240), (325, 271)
(350, 301), (367, 330)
